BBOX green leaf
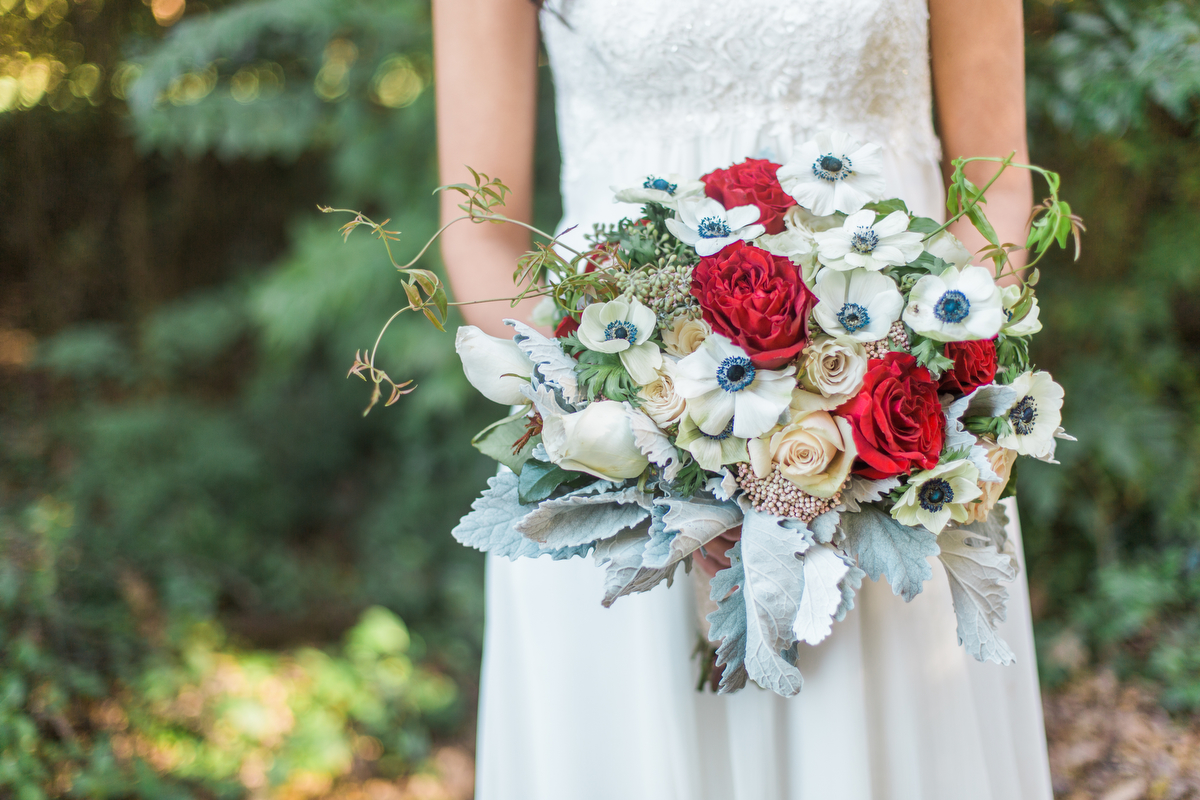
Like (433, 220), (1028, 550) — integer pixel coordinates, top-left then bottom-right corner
(966, 204), (1000, 247)
(517, 459), (576, 505)
(908, 216), (942, 235)
(865, 198), (910, 217)
(472, 415), (538, 474)
(910, 336), (955, 378)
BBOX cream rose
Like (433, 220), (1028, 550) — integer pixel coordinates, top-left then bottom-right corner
(747, 410), (857, 498)
(965, 439), (1018, 524)
(637, 362), (686, 427)
(800, 337), (868, 399)
(661, 317), (711, 357)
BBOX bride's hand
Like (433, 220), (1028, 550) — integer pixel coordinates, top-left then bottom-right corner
(693, 526), (743, 578)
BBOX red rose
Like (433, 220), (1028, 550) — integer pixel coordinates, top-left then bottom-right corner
(939, 339), (998, 396)
(836, 352), (945, 479)
(554, 315), (580, 339)
(690, 240), (817, 369)
(702, 158), (793, 235)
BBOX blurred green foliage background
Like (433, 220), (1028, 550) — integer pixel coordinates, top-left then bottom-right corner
(0, 0), (1197, 796)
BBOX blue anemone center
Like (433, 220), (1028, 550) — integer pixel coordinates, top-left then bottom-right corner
(716, 355), (756, 393)
(1009, 395), (1038, 436)
(933, 290), (971, 324)
(850, 228), (879, 254)
(918, 478), (954, 513)
(604, 320), (639, 342)
(644, 176), (677, 195)
(702, 419), (736, 441)
(812, 152), (853, 182)
(837, 302), (871, 334)
(697, 216), (732, 239)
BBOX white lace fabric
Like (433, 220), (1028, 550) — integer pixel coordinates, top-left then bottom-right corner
(542, 0), (941, 202)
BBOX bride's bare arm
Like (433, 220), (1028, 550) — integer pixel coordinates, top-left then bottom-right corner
(433, 0), (541, 337)
(930, 0), (1033, 279)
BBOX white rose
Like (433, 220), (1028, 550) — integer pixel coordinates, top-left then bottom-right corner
(637, 362), (687, 427)
(747, 410), (857, 498)
(999, 284), (1044, 336)
(924, 230), (972, 269)
(661, 317), (711, 357)
(541, 401), (649, 481)
(454, 326), (534, 406)
(800, 336), (868, 399)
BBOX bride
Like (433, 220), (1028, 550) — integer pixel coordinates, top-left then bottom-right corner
(432, 1), (1053, 798)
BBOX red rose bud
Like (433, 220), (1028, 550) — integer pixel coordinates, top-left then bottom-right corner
(690, 240), (817, 369)
(939, 339), (998, 396)
(554, 315), (580, 339)
(702, 158), (793, 235)
(836, 352), (945, 479)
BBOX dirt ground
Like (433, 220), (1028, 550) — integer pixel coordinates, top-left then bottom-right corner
(1045, 672), (1200, 800)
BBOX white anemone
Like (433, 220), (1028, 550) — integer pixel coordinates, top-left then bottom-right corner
(577, 297), (662, 385)
(902, 265), (1004, 342)
(891, 459), (983, 534)
(814, 210), (924, 272)
(812, 268), (904, 342)
(665, 197), (766, 257)
(997, 371), (1065, 459)
(673, 334), (796, 440)
(1000, 284), (1044, 336)
(676, 414), (749, 472)
(776, 131), (887, 216)
(612, 174), (705, 208)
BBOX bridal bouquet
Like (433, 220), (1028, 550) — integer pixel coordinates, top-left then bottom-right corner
(335, 132), (1081, 697)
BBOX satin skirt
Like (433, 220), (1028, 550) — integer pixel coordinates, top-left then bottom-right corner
(474, 497), (1052, 800)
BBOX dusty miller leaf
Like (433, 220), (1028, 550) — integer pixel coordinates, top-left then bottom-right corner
(835, 562), (867, 622)
(642, 496), (743, 570)
(594, 527), (647, 606)
(625, 404), (683, 481)
(944, 386), (1019, 482)
(706, 541), (749, 693)
(506, 319), (581, 404)
(452, 470), (594, 560)
(840, 504), (939, 602)
(595, 520), (683, 607)
(641, 502), (672, 566)
(937, 525), (1018, 665)
(514, 484), (650, 548)
(810, 509), (840, 544)
(838, 476), (902, 513)
(739, 509), (809, 696)
(793, 543), (851, 646)
(705, 468), (740, 502)
(520, 382), (571, 421)
(958, 503), (1011, 553)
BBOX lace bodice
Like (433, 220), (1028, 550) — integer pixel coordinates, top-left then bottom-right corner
(541, 0), (942, 225)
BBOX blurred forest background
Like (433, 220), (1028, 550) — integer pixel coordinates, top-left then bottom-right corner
(0, 0), (1199, 797)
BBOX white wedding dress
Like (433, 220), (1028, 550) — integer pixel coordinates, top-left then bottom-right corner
(474, 1), (1055, 798)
